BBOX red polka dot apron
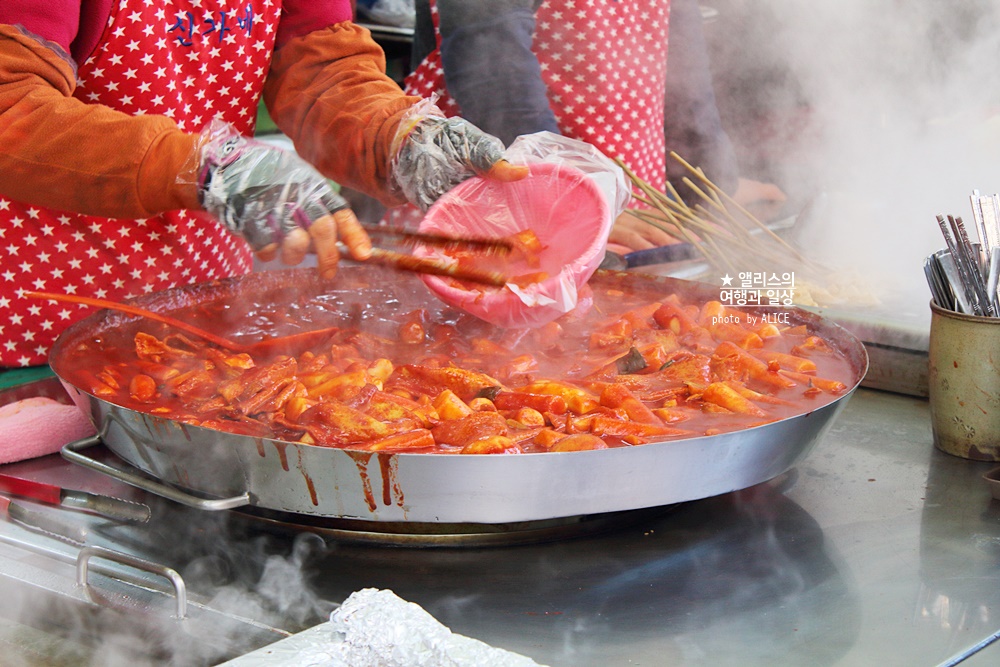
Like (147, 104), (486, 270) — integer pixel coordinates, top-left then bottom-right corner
(1, 0), (279, 367)
(405, 0), (672, 189)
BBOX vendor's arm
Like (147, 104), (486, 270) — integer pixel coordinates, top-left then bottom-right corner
(663, 0), (738, 199)
(264, 15), (420, 206)
(0, 18), (367, 276)
(435, 0), (558, 146)
(265, 5), (526, 208)
(0, 24), (197, 218)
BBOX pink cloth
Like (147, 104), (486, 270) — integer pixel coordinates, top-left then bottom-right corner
(0, 397), (96, 464)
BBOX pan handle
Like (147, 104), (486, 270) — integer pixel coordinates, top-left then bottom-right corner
(61, 436), (251, 511)
(77, 545), (188, 619)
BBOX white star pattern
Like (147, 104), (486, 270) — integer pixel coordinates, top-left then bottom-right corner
(406, 0), (670, 189)
(1, 0), (278, 367)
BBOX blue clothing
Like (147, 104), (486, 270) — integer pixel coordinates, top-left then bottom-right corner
(412, 0), (739, 198)
(440, 8), (559, 146)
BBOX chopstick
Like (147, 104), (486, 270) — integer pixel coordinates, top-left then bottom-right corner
(929, 190), (1000, 316)
(361, 223), (513, 254)
(364, 247), (509, 288)
(349, 224), (512, 287)
(934, 215), (996, 316)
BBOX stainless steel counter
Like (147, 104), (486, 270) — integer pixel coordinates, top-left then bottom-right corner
(1, 387), (998, 666)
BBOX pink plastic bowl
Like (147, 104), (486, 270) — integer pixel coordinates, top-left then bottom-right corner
(417, 161), (610, 328)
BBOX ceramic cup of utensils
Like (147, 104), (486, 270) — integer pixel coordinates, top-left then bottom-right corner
(928, 301), (1000, 460)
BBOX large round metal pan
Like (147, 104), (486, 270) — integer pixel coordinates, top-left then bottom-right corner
(50, 267), (868, 524)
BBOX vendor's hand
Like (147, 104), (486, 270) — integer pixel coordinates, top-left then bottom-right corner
(391, 106), (529, 211)
(606, 210), (681, 255)
(195, 122), (371, 278)
(732, 178), (788, 223)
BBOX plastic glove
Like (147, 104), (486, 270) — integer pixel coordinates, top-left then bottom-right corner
(390, 100), (528, 211)
(193, 121), (371, 277)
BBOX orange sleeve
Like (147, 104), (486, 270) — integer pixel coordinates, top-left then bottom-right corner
(0, 25), (200, 218)
(263, 22), (421, 206)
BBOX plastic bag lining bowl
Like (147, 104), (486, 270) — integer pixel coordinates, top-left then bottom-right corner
(416, 161), (610, 328)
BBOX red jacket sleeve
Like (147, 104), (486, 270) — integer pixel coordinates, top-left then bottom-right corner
(264, 22), (421, 206)
(276, 0), (355, 50)
(0, 0), (81, 55)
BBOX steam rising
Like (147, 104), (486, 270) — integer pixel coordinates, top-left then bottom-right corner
(6, 5), (999, 663)
(2, 518), (336, 667)
(707, 1), (1000, 313)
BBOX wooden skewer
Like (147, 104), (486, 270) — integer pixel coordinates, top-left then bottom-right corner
(631, 193), (718, 238)
(614, 158), (709, 255)
(663, 180), (686, 208)
(619, 159), (749, 273)
(626, 206), (683, 236)
(669, 151), (807, 262)
(617, 152), (830, 280)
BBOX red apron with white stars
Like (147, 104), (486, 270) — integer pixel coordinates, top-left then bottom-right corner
(405, 0), (671, 189)
(1, 0), (279, 367)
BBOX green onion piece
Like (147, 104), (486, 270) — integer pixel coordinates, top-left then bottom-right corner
(615, 347), (647, 375)
(475, 386), (502, 401)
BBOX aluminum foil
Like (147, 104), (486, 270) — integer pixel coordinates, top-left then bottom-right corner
(221, 588), (547, 667)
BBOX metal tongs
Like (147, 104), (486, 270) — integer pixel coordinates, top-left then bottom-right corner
(354, 223), (513, 288)
(926, 191), (1000, 316)
(0, 473), (151, 523)
(32, 226), (513, 326)
(25, 227), (514, 355)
